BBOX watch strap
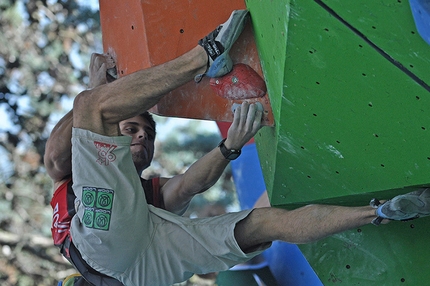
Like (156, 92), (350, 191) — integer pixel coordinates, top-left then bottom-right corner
(218, 138), (241, 160)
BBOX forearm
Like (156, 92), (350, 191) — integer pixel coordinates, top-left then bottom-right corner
(161, 148), (229, 214)
(183, 148), (229, 194)
(162, 102), (263, 214)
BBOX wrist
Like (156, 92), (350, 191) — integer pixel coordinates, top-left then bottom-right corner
(218, 138), (241, 160)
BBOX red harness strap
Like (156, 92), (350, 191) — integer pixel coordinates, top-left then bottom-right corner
(51, 178), (75, 249)
(151, 177), (164, 209)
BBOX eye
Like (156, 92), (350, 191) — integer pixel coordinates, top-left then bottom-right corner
(122, 127), (136, 134)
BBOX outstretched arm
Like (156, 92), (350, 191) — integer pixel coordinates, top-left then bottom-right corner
(160, 101), (263, 215)
(44, 53), (113, 183)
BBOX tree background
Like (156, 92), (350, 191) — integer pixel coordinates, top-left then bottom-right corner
(0, 1), (237, 285)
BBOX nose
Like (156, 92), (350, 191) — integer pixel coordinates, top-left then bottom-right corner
(137, 130), (148, 140)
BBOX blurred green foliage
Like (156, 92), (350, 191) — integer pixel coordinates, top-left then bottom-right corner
(0, 1), (236, 285)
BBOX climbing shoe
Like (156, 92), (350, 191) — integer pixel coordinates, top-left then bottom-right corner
(195, 10), (249, 82)
(370, 188), (430, 225)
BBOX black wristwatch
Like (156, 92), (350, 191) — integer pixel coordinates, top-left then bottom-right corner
(218, 138), (241, 160)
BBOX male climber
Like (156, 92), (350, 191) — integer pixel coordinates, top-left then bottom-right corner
(48, 11), (262, 285)
(46, 10), (430, 286)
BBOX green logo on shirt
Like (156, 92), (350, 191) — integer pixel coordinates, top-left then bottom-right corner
(82, 186), (114, 231)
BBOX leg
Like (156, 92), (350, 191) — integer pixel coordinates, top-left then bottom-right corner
(73, 10), (250, 137)
(73, 45), (208, 137)
(236, 189), (430, 251)
(234, 205), (376, 252)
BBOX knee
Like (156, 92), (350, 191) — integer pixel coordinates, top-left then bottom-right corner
(72, 90), (102, 130)
(234, 209), (271, 252)
(73, 90), (93, 113)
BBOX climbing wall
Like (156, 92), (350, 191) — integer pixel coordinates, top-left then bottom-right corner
(99, 0), (430, 284)
(248, 0), (430, 284)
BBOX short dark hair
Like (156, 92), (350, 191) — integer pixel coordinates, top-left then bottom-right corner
(140, 111), (156, 134)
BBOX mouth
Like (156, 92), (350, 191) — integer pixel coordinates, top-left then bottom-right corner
(131, 143), (146, 149)
(131, 142), (148, 150)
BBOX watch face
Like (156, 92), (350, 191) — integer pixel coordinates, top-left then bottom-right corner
(219, 139), (241, 160)
(226, 152), (240, 160)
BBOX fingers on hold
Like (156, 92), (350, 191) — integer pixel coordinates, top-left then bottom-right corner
(105, 55), (116, 69)
(90, 53), (102, 62)
(254, 112), (263, 128)
(92, 55), (104, 69)
(231, 102), (264, 123)
(240, 102), (249, 118)
(254, 102), (264, 112)
(231, 103), (241, 114)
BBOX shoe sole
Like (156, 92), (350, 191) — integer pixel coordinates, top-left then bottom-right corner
(207, 10), (249, 78)
(378, 188), (430, 220)
(216, 10), (249, 54)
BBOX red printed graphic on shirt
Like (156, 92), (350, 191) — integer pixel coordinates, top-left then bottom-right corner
(94, 141), (117, 166)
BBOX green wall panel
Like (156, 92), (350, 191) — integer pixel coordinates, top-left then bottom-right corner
(246, 0), (291, 200)
(298, 218), (429, 285)
(247, 0), (430, 284)
(253, 0), (430, 207)
(322, 0), (430, 85)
